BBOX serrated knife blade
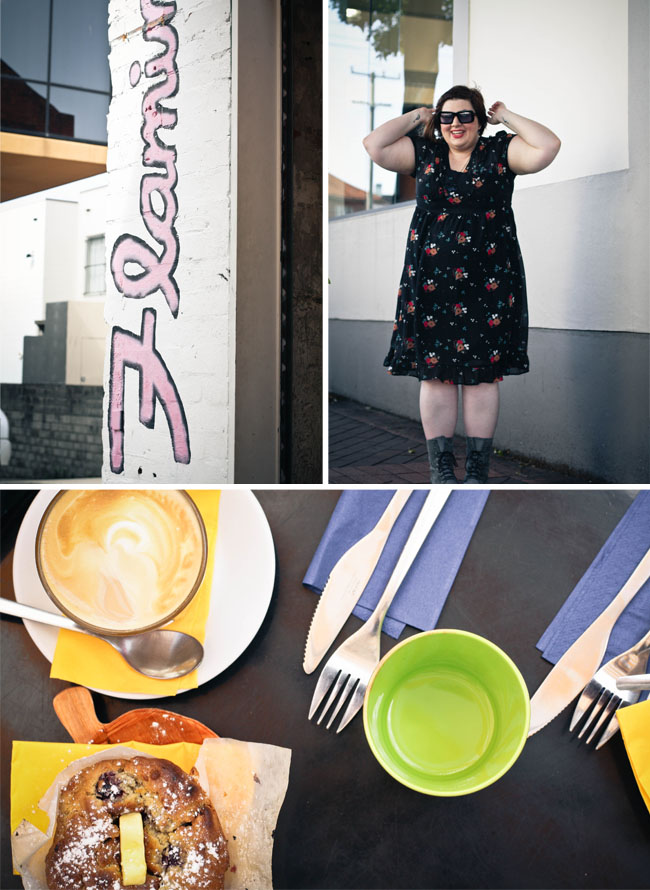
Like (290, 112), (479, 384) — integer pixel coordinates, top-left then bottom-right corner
(528, 546), (650, 736)
(303, 490), (413, 674)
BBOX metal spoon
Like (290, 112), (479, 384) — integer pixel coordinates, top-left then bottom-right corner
(0, 597), (204, 679)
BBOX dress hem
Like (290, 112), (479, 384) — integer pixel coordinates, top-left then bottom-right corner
(383, 358), (529, 385)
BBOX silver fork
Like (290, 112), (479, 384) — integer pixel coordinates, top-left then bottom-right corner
(569, 628), (650, 749)
(308, 490), (450, 733)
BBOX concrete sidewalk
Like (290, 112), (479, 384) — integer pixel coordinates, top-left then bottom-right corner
(328, 396), (594, 485)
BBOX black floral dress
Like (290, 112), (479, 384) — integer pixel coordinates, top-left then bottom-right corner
(384, 129), (529, 384)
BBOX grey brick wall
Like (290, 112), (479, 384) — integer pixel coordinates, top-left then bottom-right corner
(0, 384), (103, 480)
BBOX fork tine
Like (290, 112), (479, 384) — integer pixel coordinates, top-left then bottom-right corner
(594, 702), (625, 750)
(324, 674), (358, 729)
(577, 689), (610, 739)
(336, 682), (367, 734)
(570, 679), (601, 731)
(316, 670), (349, 725)
(585, 694), (619, 745)
(308, 665), (340, 721)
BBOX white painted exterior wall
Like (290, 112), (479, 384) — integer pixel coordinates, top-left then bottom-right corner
(329, 0), (648, 337)
(103, 0), (234, 483)
(0, 197), (48, 384)
(42, 201), (79, 303)
(0, 177), (108, 385)
(467, 0), (629, 189)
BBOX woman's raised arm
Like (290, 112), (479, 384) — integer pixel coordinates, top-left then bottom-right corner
(362, 107), (432, 175)
(488, 102), (561, 175)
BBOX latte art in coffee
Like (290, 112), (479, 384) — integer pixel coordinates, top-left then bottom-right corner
(38, 490), (205, 632)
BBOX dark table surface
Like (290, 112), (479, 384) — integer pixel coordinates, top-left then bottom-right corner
(1, 488), (649, 890)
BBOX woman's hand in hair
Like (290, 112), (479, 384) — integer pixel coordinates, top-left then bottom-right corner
(412, 106), (434, 127)
(489, 104), (561, 174)
(487, 101), (508, 125)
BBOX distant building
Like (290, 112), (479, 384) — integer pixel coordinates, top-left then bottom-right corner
(0, 176), (108, 387)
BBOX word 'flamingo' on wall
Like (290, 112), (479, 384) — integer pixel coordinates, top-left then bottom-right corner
(108, 0), (189, 473)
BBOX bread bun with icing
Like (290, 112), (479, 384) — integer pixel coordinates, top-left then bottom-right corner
(44, 756), (229, 889)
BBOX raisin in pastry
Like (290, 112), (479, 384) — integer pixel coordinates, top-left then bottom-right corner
(45, 756), (229, 889)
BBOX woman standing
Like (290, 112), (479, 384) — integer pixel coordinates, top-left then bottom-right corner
(363, 85), (560, 483)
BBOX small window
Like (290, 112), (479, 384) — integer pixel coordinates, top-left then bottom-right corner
(84, 235), (106, 295)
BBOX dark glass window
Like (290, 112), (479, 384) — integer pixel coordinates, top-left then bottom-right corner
(0, 0), (110, 144)
(0, 0), (50, 82)
(51, 0), (110, 93)
(49, 86), (110, 142)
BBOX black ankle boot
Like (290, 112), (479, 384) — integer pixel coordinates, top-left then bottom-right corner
(426, 436), (458, 484)
(464, 437), (493, 483)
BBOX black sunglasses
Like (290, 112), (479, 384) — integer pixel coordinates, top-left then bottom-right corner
(439, 110), (476, 124)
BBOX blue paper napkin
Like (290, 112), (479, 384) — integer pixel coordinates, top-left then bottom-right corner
(537, 491), (650, 698)
(303, 490), (489, 638)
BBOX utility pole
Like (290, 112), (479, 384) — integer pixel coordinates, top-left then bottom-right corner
(352, 67), (399, 209)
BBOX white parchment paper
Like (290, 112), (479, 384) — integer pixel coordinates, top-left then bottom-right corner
(12, 741), (291, 889)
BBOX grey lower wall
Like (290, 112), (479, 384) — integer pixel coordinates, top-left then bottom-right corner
(0, 384), (103, 480)
(329, 320), (650, 483)
(23, 302), (68, 384)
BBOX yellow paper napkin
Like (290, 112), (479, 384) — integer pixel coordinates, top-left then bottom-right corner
(11, 740), (200, 835)
(49, 490), (220, 695)
(618, 700), (650, 814)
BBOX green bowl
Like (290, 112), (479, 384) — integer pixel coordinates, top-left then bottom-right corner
(363, 629), (530, 796)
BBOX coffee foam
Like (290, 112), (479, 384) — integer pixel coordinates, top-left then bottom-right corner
(38, 491), (204, 632)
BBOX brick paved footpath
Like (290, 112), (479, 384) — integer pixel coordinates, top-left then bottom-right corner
(328, 396), (595, 485)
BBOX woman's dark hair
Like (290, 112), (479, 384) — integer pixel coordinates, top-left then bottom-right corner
(424, 85), (488, 141)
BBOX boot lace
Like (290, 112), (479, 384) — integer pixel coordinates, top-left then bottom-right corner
(465, 449), (490, 483)
(437, 450), (458, 484)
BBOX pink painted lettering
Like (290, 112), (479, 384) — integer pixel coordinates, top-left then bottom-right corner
(109, 308), (190, 473)
(107, 0), (187, 473)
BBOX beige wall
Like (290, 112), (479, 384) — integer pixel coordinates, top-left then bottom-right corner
(233, 0), (282, 482)
(66, 301), (106, 385)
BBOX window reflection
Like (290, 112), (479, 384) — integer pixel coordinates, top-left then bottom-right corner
(329, 0), (453, 218)
(0, 0), (110, 144)
(51, 0), (110, 93)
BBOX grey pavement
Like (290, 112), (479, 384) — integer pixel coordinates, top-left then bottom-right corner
(328, 395), (595, 485)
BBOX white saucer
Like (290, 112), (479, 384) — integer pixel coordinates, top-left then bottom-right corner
(12, 489), (276, 700)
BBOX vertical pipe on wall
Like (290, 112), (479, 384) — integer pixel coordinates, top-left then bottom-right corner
(280, 0), (293, 482)
(452, 0), (470, 85)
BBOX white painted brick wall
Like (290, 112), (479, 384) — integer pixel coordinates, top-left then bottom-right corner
(102, 0), (233, 482)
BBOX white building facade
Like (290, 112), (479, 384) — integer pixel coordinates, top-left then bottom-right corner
(0, 175), (108, 387)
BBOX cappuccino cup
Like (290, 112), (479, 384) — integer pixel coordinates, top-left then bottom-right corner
(35, 489), (207, 635)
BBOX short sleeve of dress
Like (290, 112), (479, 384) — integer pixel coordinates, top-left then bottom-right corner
(489, 129), (517, 176)
(407, 128), (429, 178)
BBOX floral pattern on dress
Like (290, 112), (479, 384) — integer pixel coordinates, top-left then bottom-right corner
(384, 130), (529, 384)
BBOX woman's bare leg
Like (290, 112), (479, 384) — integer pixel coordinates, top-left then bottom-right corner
(462, 382), (499, 438)
(419, 379), (459, 439)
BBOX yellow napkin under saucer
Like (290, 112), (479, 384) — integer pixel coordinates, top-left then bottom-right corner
(618, 699), (650, 814)
(49, 490), (220, 696)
